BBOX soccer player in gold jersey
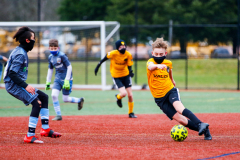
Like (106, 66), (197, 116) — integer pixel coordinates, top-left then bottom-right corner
(147, 38), (211, 140)
(95, 40), (137, 118)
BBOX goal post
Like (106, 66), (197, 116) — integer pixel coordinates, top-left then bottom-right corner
(0, 21), (120, 90)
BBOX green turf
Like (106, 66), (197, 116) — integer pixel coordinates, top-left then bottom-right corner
(1, 89), (240, 117)
(23, 59), (238, 89)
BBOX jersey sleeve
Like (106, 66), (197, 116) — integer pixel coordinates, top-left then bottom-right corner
(9, 54), (24, 73)
(48, 56), (54, 69)
(0, 55), (3, 60)
(167, 61), (173, 69)
(127, 54), (133, 66)
(146, 59), (154, 68)
(169, 63), (173, 69)
(106, 51), (113, 59)
(62, 54), (71, 67)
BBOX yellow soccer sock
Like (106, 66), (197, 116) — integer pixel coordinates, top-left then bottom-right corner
(128, 102), (134, 114)
(117, 94), (122, 100)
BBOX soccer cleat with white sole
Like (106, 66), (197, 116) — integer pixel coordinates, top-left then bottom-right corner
(24, 135), (44, 143)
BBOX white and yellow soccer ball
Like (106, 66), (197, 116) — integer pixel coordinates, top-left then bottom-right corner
(170, 125), (188, 142)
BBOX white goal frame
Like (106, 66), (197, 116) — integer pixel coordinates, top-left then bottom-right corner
(0, 21), (120, 90)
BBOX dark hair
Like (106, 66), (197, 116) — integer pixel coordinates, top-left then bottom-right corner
(13, 26), (35, 44)
(115, 39), (125, 50)
(49, 39), (59, 47)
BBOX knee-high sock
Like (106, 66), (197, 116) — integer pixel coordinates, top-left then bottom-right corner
(27, 116), (38, 137)
(186, 120), (199, 132)
(40, 108), (49, 129)
(128, 102), (134, 114)
(182, 108), (201, 125)
(62, 95), (80, 103)
(36, 90), (49, 129)
(28, 98), (41, 137)
(52, 89), (61, 115)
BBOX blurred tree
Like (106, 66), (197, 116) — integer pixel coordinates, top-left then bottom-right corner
(105, 0), (169, 44)
(160, 0), (238, 55)
(58, 0), (111, 21)
(0, 0), (60, 21)
(106, 0), (238, 54)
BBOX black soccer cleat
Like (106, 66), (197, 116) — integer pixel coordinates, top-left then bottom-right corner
(204, 127), (212, 140)
(198, 123), (209, 136)
(129, 112), (137, 118)
(78, 97), (84, 110)
(115, 94), (122, 108)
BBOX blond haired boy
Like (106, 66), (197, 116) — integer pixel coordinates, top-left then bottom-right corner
(146, 38), (211, 140)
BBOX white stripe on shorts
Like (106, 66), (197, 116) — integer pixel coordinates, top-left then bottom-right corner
(176, 88), (181, 101)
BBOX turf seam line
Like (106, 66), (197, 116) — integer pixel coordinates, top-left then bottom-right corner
(196, 151), (240, 160)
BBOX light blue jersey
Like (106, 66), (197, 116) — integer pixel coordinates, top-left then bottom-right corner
(4, 47), (29, 83)
(48, 51), (72, 81)
(4, 46), (38, 105)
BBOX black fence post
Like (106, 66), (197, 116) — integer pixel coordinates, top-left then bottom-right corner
(237, 0), (240, 90)
(134, 0), (138, 84)
(185, 27), (189, 90)
(85, 38), (88, 85)
(37, 0), (41, 84)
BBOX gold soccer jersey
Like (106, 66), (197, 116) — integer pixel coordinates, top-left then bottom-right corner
(107, 50), (133, 78)
(146, 58), (174, 98)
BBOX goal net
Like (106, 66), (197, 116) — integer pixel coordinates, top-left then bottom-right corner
(0, 21), (120, 90)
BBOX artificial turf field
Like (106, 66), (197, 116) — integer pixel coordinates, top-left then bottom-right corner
(1, 88), (240, 159)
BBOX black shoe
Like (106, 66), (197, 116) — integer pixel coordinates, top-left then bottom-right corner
(198, 123), (209, 136)
(204, 127), (212, 140)
(78, 97), (84, 110)
(52, 115), (62, 121)
(115, 94), (122, 108)
(129, 112), (137, 118)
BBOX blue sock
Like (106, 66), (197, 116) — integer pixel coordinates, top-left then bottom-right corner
(40, 108), (49, 129)
(70, 97), (80, 103)
(27, 116), (38, 137)
(53, 101), (61, 115)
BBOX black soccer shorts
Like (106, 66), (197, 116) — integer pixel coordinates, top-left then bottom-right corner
(112, 75), (132, 89)
(154, 87), (181, 120)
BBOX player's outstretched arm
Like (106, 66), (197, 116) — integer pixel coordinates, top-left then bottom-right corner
(169, 69), (176, 86)
(128, 66), (134, 78)
(2, 56), (8, 62)
(95, 55), (108, 76)
(148, 63), (167, 71)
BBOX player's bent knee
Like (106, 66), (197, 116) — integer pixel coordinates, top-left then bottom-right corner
(173, 113), (187, 125)
(51, 94), (58, 101)
(121, 92), (127, 97)
(62, 99), (68, 103)
(128, 94), (133, 98)
(43, 94), (48, 101)
(128, 95), (133, 101)
(62, 95), (70, 102)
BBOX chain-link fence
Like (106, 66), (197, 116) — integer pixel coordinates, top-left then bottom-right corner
(0, 23), (239, 90)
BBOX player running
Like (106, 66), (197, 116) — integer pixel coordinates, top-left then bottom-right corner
(146, 38), (212, 140)
(4, 26), (61, 143)
(45, 39), (84, 121)
(94, 40), (137, 118)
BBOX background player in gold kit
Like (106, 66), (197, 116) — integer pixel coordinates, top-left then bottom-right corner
(95, 40), (137, 118)
(147, 38), (212, 140)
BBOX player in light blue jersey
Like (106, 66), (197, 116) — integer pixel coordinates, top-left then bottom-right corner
(4, 27), (62, 144)
(46, 39), (84, 121)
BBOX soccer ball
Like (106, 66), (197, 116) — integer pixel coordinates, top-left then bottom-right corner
(170, 125), (188, 142)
